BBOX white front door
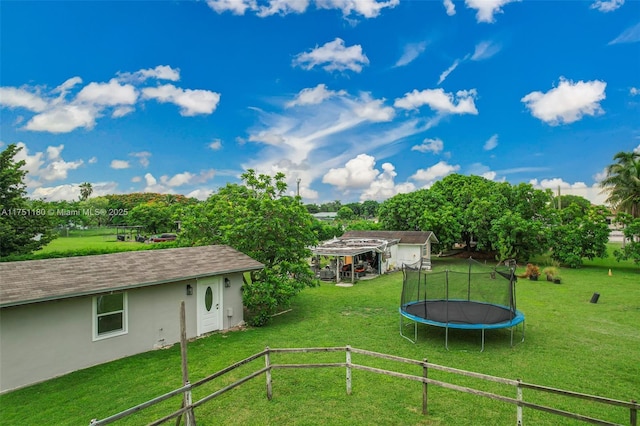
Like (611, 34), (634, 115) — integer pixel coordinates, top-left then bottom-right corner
(197, 277), (223, 336)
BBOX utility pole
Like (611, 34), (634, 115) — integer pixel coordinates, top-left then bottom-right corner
(296, 178), (301, 197)
(557, 186), (561, 209)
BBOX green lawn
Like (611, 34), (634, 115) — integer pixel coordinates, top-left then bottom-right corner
(38, 228), (148, 254)
(1, 248), (638, 425)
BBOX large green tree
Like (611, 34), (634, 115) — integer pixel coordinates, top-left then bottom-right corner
(179, 170), (318, 325)
(0, 144), (56, 257)
(601, 150), (640, 217)
(548, 204), (610, 268)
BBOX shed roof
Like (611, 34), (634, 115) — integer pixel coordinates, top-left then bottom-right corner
(310, 237), (399, 257)
(340, 230), (438, 245)
(0, 245), (263, 308)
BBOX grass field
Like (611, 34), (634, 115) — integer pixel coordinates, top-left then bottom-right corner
(1, 243), (638, 425)
(38, 227), (149, 254)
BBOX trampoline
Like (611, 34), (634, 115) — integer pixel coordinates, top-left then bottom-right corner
(400, 258), (525, 351)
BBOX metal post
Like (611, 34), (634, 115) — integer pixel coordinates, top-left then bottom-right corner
(265, 347), (272, 400)
(517, 379), (523, 426)
(422, 359), (428, 415)
(631, 400), (637, 426)
(346, 345), (352, 395)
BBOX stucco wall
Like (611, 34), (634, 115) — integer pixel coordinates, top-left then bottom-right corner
(0, 273), (245, 393)
(396, 244), (423, 267)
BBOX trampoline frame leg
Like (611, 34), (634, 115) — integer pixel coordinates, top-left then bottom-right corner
(399, 315), (417, 344)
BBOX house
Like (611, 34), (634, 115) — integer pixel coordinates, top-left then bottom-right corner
(0, 245), (263, 393)
(340, 231), (439, 269)
(310, 231), (438, 284)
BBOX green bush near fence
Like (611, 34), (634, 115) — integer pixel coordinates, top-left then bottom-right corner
(0, 245), (638, 425)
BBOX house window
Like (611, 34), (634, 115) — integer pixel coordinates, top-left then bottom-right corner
(93, 292), (128, 340)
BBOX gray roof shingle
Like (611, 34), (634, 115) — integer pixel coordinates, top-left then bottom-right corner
(0, 245), (263, 308)
(340, 231), (438, 245)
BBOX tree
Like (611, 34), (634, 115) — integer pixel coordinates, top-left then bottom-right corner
(336, 206), (355, 221)
(128, 201), (175, 234)
(179, 170), (318, 325)
(613, 214), (640, 266)
(0, 144), (56, 257)
(601, 150), (640, 218)
(548, 205), (610, 268)
(79, 182), (93, 201)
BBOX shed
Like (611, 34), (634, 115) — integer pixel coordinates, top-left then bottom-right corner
(0, 245), (263, 393)
(340, 231), (439, 269)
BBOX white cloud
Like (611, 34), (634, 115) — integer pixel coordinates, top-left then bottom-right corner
(209, 139), (223, 150)
(411, 161), (460, 185)
(443, 0), (456, 15)
(186, 188), (215, 200)
(2, 66), (207, 134)
(244, 89), (432, 201)
(118, 65), (181, 82)
(484, 134), (498, 151)
(31, 181), (119, 202)
(24, 104), (98, 133)
(360, 162), (415, 201)
(412, 138), (444, 154)
(0, 87), (48, 112)
(206, 0), (256, 14)
(88, 156), (97, 164)
(394, 41), (427, 67)
(609, 22), (640, 44)
(142, 84), (221, 116)
(76, 79), (138, 106)
(437, 59), (462, 85)
(257, 0), (309, 16)
(321, 154), (413, 201)
(521, 78), (606, 125)
(53, 77), (83, 98)
(394, 88), (478, 115)
(314, 0), (399, 18)
(322, 154), (380, 190)
(630, 87), (639, 96)
(353, 96), (395, 122)
(207, 0), (396, 18)
(465, 0), (518, 23)
(471, 41), (501, 61)
(286, 84), (346, 108)
(530, 178), (607, 205)
(110, 160), (130, 169)
(14, 142), (83, 185)
(292, 38), (369, 73)
(590, 0), (624, 12)
(131, 176), (142, 183)
(130, 151), (151, 167)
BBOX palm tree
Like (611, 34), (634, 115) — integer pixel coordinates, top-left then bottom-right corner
(79, 182), (93, 201)
(600, 150), (640, 217)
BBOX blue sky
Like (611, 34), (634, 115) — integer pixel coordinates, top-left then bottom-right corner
(1, 0), (639, 205)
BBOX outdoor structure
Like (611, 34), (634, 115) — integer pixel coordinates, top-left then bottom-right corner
(400, 258), (525, 351)
(0, 245), (263, 393)
(310, 231), (438, 285)
(341, 231), (439, 269)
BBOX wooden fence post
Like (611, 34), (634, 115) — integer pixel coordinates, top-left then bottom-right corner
(631, 400), (637, 426)
(346, 345), (352, 396)
(265, 347), (272, 401)
(178, 301), (196, 426)
(517, 379), (523, 426)
(422, 359), (428, 415)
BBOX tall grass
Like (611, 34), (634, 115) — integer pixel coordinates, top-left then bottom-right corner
(0, 247), (638, 425)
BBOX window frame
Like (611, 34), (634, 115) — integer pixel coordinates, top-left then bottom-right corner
(92, 292), (128, 341)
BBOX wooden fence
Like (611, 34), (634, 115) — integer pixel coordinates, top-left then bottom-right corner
(89, 345), (638, 426)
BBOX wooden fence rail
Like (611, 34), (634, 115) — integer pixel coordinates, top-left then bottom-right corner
(89, 345), (638, 426)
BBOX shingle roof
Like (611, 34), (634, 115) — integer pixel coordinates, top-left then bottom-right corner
(340, 231), (438, 244)
(0, 245), (263, 308)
